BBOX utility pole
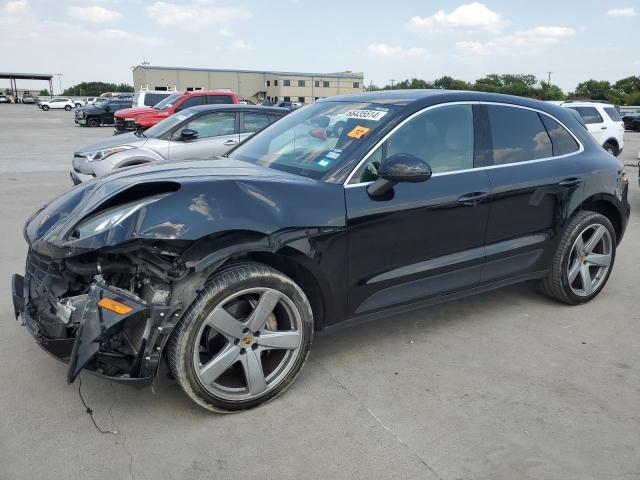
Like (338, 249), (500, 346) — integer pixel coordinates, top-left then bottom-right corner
(55, 73), (63, 95)
(544, 71), (553, 100)
(390, 79), (396, 89)
(546, 71), (553, 85)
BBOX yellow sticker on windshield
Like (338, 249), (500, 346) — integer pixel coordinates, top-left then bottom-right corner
(347, 125), (370, 139)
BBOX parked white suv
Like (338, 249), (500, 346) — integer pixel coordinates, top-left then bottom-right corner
(38, 98), (76, 111)
(559, 101), (624, 156)
(131, 90), (176, 108)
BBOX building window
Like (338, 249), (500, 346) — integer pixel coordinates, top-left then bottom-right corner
(323, 81), (330, 88)
(283, 80), (291, 86)
(314, 97), (320, 101)
(353, 82), (360, 88)
(314, 81), (320, 87)
(186, 87), (203, 91)
(298, 80), (305, 87)
(266, 80), (270, 87)
(155, 86), (168, 91)
(298, 97), (305, 103)
(274, 80), (278, 86)
(284, 96), (291, 102)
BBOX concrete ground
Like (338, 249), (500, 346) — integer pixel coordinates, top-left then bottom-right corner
(0, 104), (638, 480)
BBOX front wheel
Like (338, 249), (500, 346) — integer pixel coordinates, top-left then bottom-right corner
(87, 117), (100, 127)
(540, 211), (616, 305)
(41, 105), (49, 111)
(168, 262), (313, 412)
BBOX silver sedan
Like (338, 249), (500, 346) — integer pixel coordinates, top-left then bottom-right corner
(70, 105), (287, 184)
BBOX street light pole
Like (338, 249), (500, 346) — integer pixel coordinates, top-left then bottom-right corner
(55, 73), (63, 95)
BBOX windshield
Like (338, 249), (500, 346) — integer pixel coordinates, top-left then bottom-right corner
(229, 101), (398, 179)
(153, 93), (182, 110)
(143, 110), (199, 138)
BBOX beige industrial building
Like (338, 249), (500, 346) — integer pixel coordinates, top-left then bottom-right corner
(132, 65), (365, 104)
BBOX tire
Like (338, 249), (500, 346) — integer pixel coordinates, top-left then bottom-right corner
(540, 211), (616, 305)
(75, 103), (82, 108)
(64, 105), (72, 111)
(603, 142), (618, 156)
(87, 117), (100, 128)
(41, 105), (49, 111)
(168, 262), (313, 412)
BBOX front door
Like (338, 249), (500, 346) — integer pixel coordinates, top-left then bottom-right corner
(345, 103), (491, 317)
(168, 111), (240, 160)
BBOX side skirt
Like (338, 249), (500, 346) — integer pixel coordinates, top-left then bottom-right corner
(319, 270), (548, 335)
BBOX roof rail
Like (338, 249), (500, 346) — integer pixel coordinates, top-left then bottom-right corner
(561, 99), (614, 105)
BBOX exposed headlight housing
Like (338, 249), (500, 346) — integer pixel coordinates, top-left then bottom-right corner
(82, 145), (135, 162)
(69, 195), (166, 240)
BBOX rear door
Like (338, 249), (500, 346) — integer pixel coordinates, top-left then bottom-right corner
(481, 104), (585, 283)
(567, 106), (606, 145)
(239, 111), (272, 142)
(168, 111), (239, 159)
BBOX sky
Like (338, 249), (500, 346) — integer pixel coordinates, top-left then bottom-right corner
(0, 0), (639, 94)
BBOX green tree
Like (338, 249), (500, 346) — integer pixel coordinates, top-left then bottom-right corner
(433, 75), (470, 90)
(38, 89), (50, 96)
(573, 80), (612, 100)
(614, 76), (640, 95)
(62, 81), (134, 96)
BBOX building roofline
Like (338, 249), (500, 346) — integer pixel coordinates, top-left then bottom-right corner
(0, 72), (53, 80)
(133, 65), (363, 79)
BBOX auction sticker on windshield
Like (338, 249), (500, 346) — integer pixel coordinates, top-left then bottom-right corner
(344, 109), (388, 121)
(347, 125), (370, 139)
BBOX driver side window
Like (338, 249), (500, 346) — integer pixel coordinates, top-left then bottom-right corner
(356, 104), (474, 183)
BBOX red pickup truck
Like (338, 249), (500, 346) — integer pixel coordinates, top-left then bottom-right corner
(114, 90), (240, 133)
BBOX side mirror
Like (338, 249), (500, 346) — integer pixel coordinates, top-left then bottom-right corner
(367, 153), (432, 198)
(180, 129), (198, 141)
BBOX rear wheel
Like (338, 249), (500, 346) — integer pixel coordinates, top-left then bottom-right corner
(168, 262), (313, 412)
(41, 105), (49, 111)
(540, 211), (616, 305)
(64, 105), (72, 111)
(603, 142), (618, 156)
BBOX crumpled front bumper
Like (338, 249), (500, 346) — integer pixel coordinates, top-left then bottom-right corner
(11, 271), (179, 386)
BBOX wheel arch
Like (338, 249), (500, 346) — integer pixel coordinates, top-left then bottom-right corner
(173, 229), (338, 331)
(602, 137), (619, 153)
(576, 194), (625, 244)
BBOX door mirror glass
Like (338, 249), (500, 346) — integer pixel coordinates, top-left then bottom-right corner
(367, 153), (431, 198)
(180, 128), (198, 140)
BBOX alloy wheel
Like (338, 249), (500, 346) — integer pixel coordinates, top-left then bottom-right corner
(567, 223), (612, 297)
(192, 287), (303, 401)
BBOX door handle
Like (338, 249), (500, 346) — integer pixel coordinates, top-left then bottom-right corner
(223, 140), (238, 146)
(601, 126), (607, 130)
(558, 177), (583, 188)
(457, 191), (489, 206)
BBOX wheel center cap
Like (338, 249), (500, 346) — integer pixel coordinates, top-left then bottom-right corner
(241, 335), (253, 346)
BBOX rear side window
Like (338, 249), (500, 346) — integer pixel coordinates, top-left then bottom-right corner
(175, 95), (206, 111)
(144, 93), (169, 106)
(568, 107), (603, 124)
(604, 107), (621, 121)
(540, 115), (580, 156)
(207, 95), (234, 105)
(487, 105), (552, 165)
(242, 113), (270, 133)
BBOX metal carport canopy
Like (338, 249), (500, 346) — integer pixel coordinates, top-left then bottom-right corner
(0, 72), (53, 99)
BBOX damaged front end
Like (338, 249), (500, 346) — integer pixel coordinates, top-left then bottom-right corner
(11, 158), (345, 386)
(12, 246), (183, 384)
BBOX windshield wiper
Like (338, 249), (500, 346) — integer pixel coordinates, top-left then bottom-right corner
(134, 130), (146, 138)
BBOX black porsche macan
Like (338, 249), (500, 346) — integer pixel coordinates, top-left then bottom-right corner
(12, 90), (630, 411)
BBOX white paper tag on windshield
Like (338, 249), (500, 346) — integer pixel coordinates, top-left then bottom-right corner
(344, 110), (388, 121)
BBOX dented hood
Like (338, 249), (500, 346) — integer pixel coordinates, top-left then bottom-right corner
(25, 158), (346, 258)
(113, 106), (155, 118)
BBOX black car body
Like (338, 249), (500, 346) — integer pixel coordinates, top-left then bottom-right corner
(622, 113), (640, 131)
(75, 98), (133, 127)
(12, 90), (630, 411)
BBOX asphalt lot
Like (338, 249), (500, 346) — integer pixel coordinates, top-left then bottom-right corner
(0, 104), (639, 480)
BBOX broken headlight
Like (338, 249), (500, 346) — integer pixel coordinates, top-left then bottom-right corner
(70, 195), (165, 240)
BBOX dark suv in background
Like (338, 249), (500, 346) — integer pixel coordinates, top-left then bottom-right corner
(74, 98), (132, 127)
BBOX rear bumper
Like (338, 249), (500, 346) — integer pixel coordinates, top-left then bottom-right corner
(11, 262), (179, 386)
